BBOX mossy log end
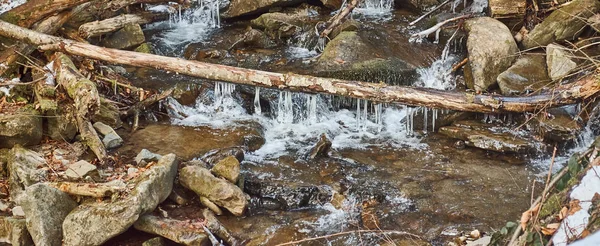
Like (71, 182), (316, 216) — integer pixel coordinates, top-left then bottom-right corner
(54, 52), (107, 161)
(0, 20), (599, 113)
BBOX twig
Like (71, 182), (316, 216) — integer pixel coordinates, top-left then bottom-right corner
(320, 0), (362, 38)
(410, 15), (471, 40)
(275, 230), (422, 246)
(409, 0), (452, 26)
(451, 58), (468, 72)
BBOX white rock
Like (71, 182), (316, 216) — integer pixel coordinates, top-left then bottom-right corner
(65, 160), (97, 179)
(466, 236), (491, 246)
(92, 122), (115, 136)
(470, 229), (481, 239)
(546, 43), (577, 81)
(12, 206), (25, 217)
(127, 167), (139, 176)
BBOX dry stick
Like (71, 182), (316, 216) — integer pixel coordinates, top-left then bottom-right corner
(508, 148), (594, 246)
(1, 20), (599, 113)
(410, 15), (471, 40)
(451, 58), (469, 72)
(533, 146), (558, 229)
(320, 0), (362, 38)
(275, 230), (423, 246)
(409, 0), (453, 26)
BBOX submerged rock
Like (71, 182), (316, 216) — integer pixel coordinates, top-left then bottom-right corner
(496, 54), (551, 95)
(222, 0), (305, 18)
(211, 156), (241, 183)
(7, 146), (47, 201)
(0, 106), (42, 148)
(308, 133), (331, 159)
(522, 0), (600, 49)
(463, 17), (519, 91)
(20, 184), (77, 246)
(101, 23), (146, 50)
(438, 121), (539, 153)
(546, 43), (577, 81)
(180, 166), (248, 216)
(245, 179), (332, 210)
(133, 215), (209, 245)
(229, 28), (274, 49)
(62, 154), (178, 246)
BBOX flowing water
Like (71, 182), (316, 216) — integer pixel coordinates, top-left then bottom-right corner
(125, 1), (599, 244)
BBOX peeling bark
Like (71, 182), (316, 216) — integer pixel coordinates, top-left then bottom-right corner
(78, 12), (168, 38)
(53, 52), (107, 161)
(0, 20), (598, 113)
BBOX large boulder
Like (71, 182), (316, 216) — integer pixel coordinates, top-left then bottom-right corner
(489, 0), (527, 31)
(0, 106), (42, 148)
(7, 146), (47, 201)
(223, 0), (305, 18)
(522, 0), (600, 49)
(133, 215), (209, 245)
(101, 23), (146, 50)
(62, 154), (178, 246)
(497, 54), (551, 95)
(546, 43), (577, 81)
(463, 17), (519, 91)
(251, 11), (308, 39)
(20, 184), (77, 246)
(180, 166), (247, 216)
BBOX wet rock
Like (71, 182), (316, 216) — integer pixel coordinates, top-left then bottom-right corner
(438, 121), (539, 153)
(330, 19), (360, 40)
(20, 183), (77, 246)
(201, 147), (245, 166)
(133, 215), (209, 245)
(318, 31), (376, 70)
(101, 23), (146, 50)
(64, 160), (97, 179)
(223, 0), (305, 18)
(0, 217), (34, 246)
(121, 124), (264, 160)
(92, 99), (122, 129)
(7, 146), (47, 201)
(230, 27), (275, 49)
(182, 159), (210, 169)
(93, 122), (124, 149)
(142, 237), (165, 246)
(395, 0), (440, 11)
(200, 196), (224, 215)
(0, 106), (42, 148)
(180, 166), (248, 216)
(320, 0), (343, 9)
(62, 154), (178, 246)
(488, 0), (526, 31)
(546, 43), (577, 81)
(47, 104), (78, 142)
(530, 108), (581, 142)
(308, 133), (331, 159)
(497, 54), (551, 95)
(202, 209), (239, 246)
(244, 179), (332, 210)
(251, 10), (310, 39)
(463, 17), (519, 91)
(211, 156), (241, 183)
(134, 43), (153, 54)
(135, 149), (163, 166)
(522, 0), (600, 49)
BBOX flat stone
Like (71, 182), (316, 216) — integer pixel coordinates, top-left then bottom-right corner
(65, 160), (97, 179)
(134, 149), (162, 166)
(134, 215), (208, 245)
(547, 43), (577, 81)
(489, 0), (526, 31)
(211, 156), (241, 183)
(439, 121), (540, 153)
(92, 122), (114, 136)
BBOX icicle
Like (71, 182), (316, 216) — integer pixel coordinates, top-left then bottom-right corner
(254, 87), (261, 115)
(362, 100), (368, 131)
(423, 107), (428, 132)
(432, 109), (437, 132)
(308, 95), (317, 124)
(277, 91), (283, 123)
(356, 99), (361, 129)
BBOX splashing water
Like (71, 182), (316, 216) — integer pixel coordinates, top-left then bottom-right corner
(146, 0), (223, 54)
(355, 0), (394, 19)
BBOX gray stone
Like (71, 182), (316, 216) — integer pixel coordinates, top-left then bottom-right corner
(7, 146), (47, 201)
(20, 184), (77, 246)
(489, 0), (527, 31)
(251, 10), (310, 39)
(92, 100), (122, 129)
(102, 132), (124, 149)
(522, 0), (600, 49)
(466, 236), (492, 246)
(464, 17), (519, 91)
(65, 160), (97, 179)
(135, 149), (162, 166)
(497, 54), (551, 95)
(62, 154), (178, 246)
(0, 107), (42, 148)
(0, 217), (34, 246)
(47, 104), (77, 142)
(530, 108), (581, 142)
(134, 215), (209, 245)
(127, 167), (138, 176)
(180, 166), (247, 216)
(11, 206), (24, 217)
(202, 209), (239, 246)
(92, 122), (114, 136)
(101, 23), (146, 50)
(546, 43), (577, 81)
(211, 156), (241, 183)
(223, 0), (304, 18)
(142, 237), (165, 246)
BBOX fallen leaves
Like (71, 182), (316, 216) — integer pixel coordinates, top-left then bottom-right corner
(520, 203), (540, 230)
(541, 223), (560, 235)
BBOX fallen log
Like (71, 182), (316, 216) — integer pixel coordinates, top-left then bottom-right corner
(123, 87), (174, 132)
(78, 12), (168, 38)
(320, 0), (362, 38)
(0, 0), (93, 28)
(0, 20), (599, 113)
(49, 181), (125, 197)
(53, 53), (107, 161)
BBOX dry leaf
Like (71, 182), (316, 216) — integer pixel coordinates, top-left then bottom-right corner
(520, 203), (540, 230)
(559, 206), (569, 220)
(541, 223), (560, 235)
(569, 200), (582, 215)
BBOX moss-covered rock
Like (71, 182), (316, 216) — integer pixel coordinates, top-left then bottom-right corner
(101, 23), (146, 50)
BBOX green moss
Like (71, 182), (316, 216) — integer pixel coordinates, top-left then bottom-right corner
(539, 192), (564, 218)
(134, 43), (153, 54)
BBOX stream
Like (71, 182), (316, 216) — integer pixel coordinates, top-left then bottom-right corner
(113, 0), (596, 245)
